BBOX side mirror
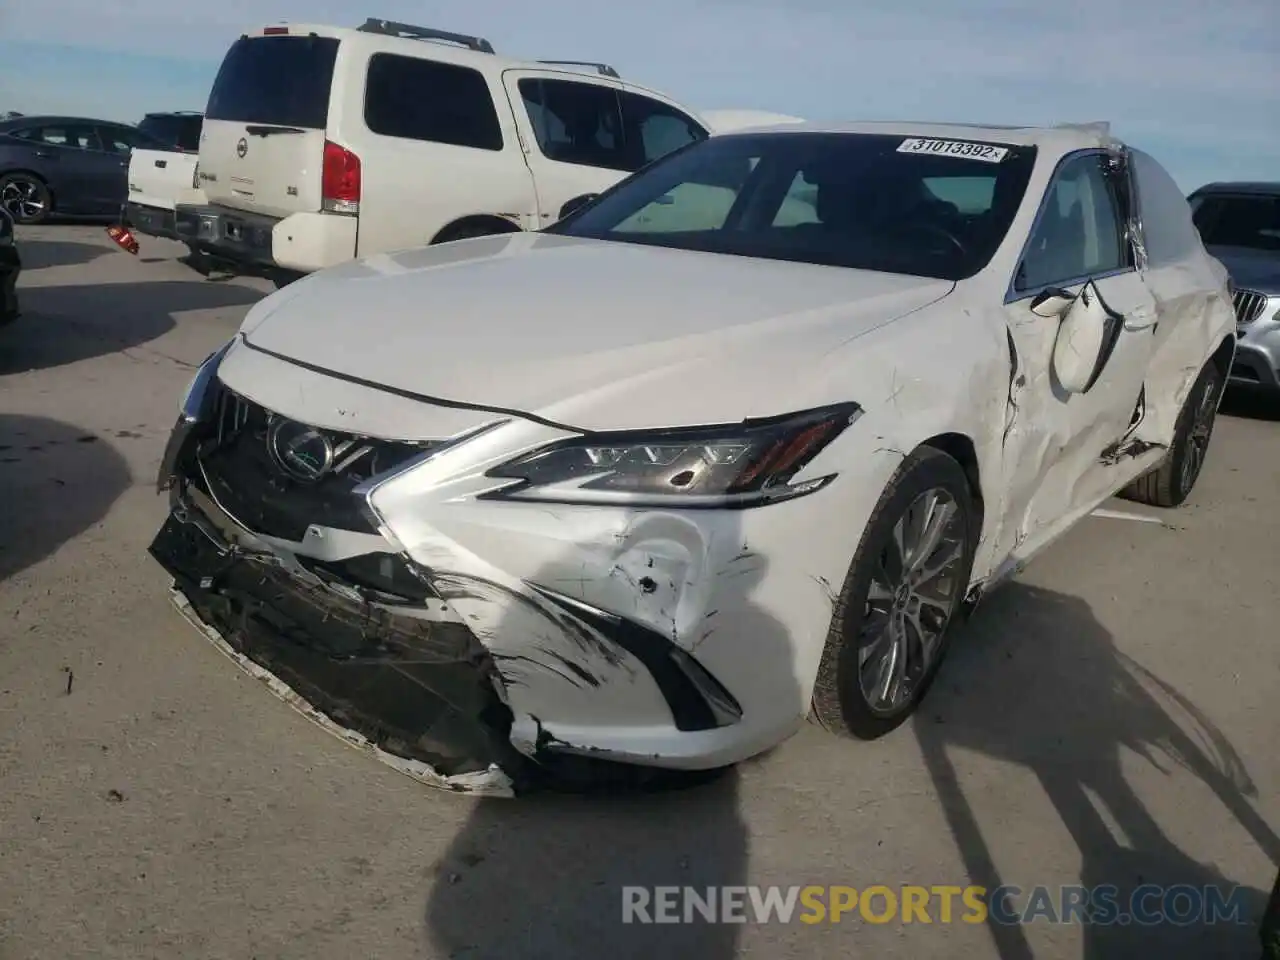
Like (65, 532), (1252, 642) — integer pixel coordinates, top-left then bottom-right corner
(1050, 281), (1125, 394)
(1029, 286), (1077, 318)
(558, 193), (599, 220)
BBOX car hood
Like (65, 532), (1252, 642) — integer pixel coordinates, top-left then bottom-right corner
(238, 233), (953, 431)
(1207, 245), (1280, 295)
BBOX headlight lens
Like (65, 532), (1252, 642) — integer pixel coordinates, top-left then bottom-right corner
(484, 403), (861, 507)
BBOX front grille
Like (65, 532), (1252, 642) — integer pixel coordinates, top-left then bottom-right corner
(190, 387), (436, 541)
(1233, 288), (1268, 328)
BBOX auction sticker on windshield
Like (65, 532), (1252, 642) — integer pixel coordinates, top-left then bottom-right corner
(897, 138), (1009, 163)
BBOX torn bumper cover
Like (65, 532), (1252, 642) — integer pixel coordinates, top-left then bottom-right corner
(146, 348), (805, 795)
(149, 505), (528, 795)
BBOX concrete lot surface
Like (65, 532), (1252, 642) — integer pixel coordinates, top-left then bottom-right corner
(1, 226), (1277, 960)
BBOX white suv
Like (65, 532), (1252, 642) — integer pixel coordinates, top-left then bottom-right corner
(176, 18), (712, 280)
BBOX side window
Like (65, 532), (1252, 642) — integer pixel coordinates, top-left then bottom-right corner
(1017, 153), (1126, 292)
(771, 171), (822, 226)
(618, 92), (706, 169)
(100, 126), (139, 155)
(518, 79), (626, 171)
(1129, 149), (1203, 265)
(27, 125), (101, 151)
(363, 54), (503, 151)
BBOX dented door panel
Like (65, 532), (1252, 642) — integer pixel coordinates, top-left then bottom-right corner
(994, 270), (1158, 564)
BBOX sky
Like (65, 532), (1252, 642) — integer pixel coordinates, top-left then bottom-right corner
(0, 0), (1275, 191)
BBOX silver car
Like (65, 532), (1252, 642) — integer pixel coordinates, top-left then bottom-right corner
(1189, 182), (1280, 392)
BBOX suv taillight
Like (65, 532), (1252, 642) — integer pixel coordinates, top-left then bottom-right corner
(322, 140), (360, 215)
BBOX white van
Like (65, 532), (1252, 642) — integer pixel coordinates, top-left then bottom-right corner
(176, 19), (713, 281)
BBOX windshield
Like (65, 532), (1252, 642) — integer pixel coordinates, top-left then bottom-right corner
(1191, 193), (1280, 254)
(206, 35), (338, 129)
(551, 132), (1038, 280)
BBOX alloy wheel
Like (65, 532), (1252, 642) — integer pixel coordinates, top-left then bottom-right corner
(1181, 376), (1219, 493)
(1, 179), (45, 222)
(857, 487), (967, 716)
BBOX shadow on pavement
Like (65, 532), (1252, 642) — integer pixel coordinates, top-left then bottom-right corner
(1, 279), (264, 375)
(425, 520), (800, 959)
(1221, 385), (1280, 423)
(0, 415), (132, 581)
(13, 237), (116, 270)
(915, 582), (1277, 959)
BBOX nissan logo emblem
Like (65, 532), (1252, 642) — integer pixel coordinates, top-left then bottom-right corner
(267, 419), (334, 483)
(236, 137), (248, 158)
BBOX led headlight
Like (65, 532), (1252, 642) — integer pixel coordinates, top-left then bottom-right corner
(484, 403), (862, 508)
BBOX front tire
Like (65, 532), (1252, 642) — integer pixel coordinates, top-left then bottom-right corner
(810, 447), (978, 740)
(1121, 360), (1222, 508)
(0, 174), (51, 225)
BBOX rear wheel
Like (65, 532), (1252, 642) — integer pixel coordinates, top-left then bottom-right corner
(1121, 360), (1222, 508)
(810, 447), (978, 740)
(0, 174), (51, 225)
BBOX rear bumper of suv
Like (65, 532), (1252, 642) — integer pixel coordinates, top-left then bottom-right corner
(174, 203), (356, 275)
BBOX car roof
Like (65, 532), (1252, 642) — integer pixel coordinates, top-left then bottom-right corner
(0, 114), (134, 130)
(1189, 181), (1280, 198)
(238, 23), (686, 107)
(710, 119), (1123, 153)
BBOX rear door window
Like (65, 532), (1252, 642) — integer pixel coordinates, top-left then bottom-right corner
(363, 53), (503, 151)
(206, 35), (339, 129)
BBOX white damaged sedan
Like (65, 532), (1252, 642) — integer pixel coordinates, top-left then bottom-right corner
(150, 121), (1236, 796)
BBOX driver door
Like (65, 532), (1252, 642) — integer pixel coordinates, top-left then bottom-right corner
(996, 149), (1158, 558)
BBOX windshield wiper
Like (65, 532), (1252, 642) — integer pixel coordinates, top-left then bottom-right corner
(244, 125), (306, 137)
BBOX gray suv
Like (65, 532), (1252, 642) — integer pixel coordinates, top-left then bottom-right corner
(1189, 182), (1280, 392)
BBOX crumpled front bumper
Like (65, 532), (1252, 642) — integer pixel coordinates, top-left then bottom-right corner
(148, 497), (527, 795)
(146, 338), (897, 794)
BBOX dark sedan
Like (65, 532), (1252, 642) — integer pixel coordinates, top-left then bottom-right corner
(1, 209), (20, 326)
(0, 115), (168, 224)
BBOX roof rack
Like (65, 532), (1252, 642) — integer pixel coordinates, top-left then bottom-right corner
(357, 18), (495, 53)
(535, 60), (620, 78)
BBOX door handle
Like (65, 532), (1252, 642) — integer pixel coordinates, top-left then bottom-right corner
(35, 150), (54, 159)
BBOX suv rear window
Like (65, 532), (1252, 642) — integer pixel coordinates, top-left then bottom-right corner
(206, 35), (339, 130)
(138, 114), (203, 152)
(363, 53), (503, 151)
